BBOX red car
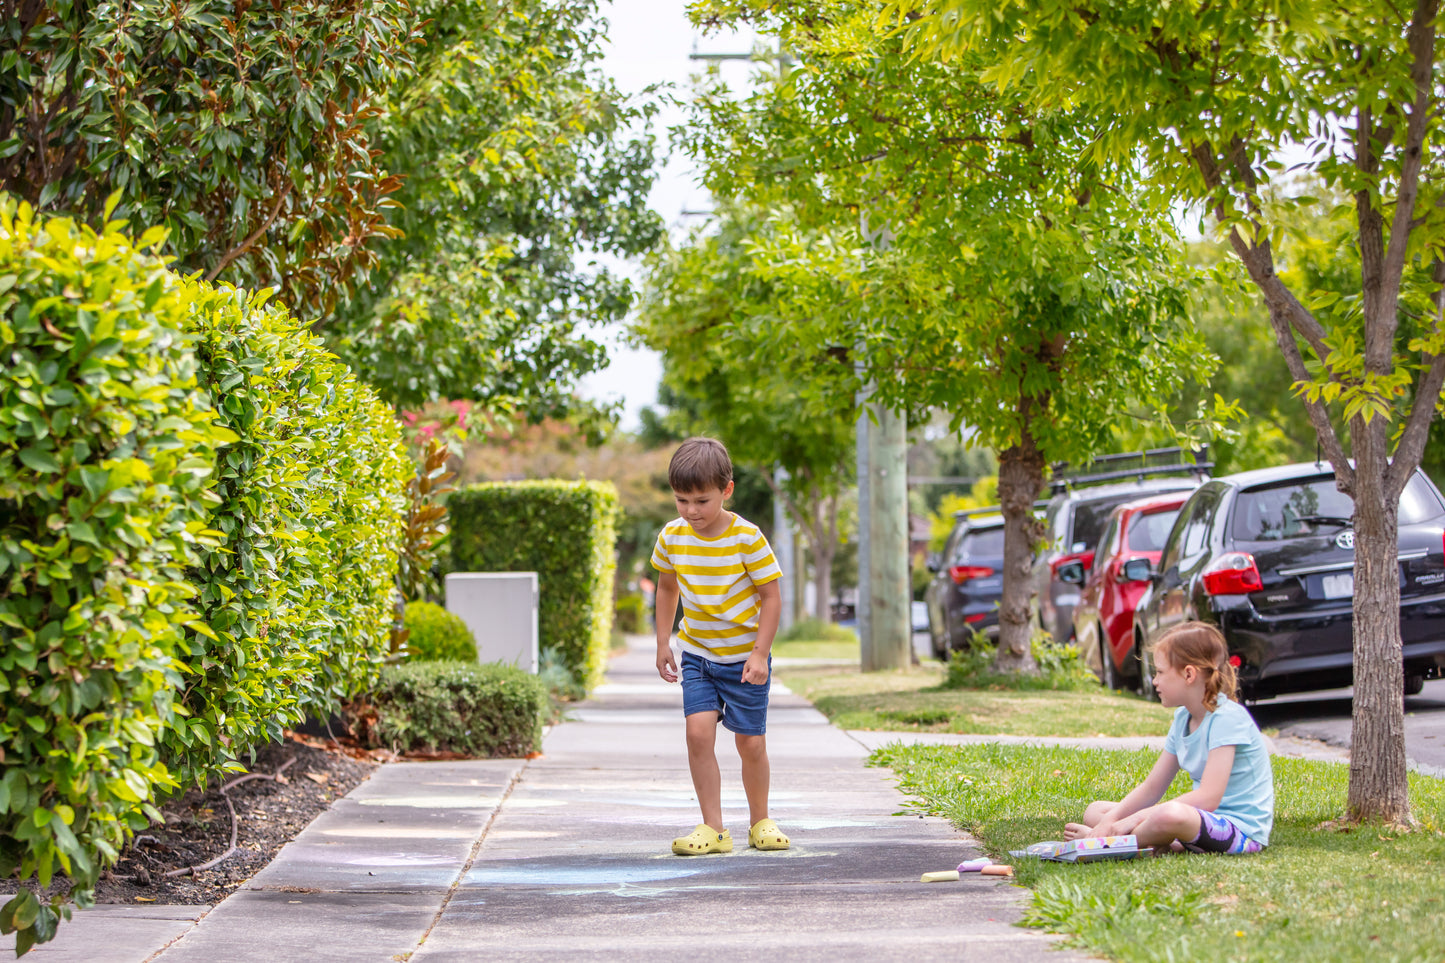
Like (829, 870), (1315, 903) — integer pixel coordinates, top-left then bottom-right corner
(1062, 493), (1188, 690)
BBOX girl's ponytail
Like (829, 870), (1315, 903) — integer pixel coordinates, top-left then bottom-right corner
(1152, 621), (1236, 711)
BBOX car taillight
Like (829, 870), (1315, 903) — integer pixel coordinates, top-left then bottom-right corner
(1201, 552), (1263, 595)
(1229, 655), (1242, 668)
(964, 613), (987, 624)
(1051, 551), (1095, 577)
(949, 565), (995, 585)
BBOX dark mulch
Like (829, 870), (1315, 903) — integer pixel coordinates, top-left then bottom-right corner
(93, 732), (383, 906)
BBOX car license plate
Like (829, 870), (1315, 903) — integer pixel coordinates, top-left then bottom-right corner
(1321, 573), (1354, 599)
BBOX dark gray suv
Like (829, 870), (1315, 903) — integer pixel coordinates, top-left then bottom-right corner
(1031, 450), (1210, 645)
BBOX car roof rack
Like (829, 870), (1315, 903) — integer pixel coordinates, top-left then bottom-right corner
(1048, 445), (1212, 495)
(952, 500), (1049, 519)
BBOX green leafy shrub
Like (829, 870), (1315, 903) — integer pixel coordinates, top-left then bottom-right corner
(943, 631), (1098, 691)
(355, 661), (546, 757)
(167, 280), (409, 789)
(402, 601), (477, 662)
(0, 200), (235, 951)
(449, 480), (620, 689)
(778, 617), (857, 644)
(538, 646), (586, 703)
(614, 592), (646, 634)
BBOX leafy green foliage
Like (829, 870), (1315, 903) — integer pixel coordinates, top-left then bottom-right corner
(327, 0), (664, 410)
(170, 280), (410, 790)
(0, 199), (234, 949)
(0, 0), (420, 315)
(613, 592), (646, 635)
(777, 617), (857, 645)
(354, 660), (546, 758)
(942, 633), (1097, 692)
(449, 480), (620, 688)
(402, 602), (478, 663)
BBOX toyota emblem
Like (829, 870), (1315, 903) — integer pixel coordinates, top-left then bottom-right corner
(1335, 530), (1355, 550)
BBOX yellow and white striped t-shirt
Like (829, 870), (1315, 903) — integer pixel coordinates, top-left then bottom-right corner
(651, 513), (782, 663)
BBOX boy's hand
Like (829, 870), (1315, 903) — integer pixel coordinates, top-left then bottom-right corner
(740, 649), (770, 685)
(657, 644), (678, 683)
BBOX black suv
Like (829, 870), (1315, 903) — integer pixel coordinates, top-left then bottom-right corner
(1032, 449), (1209, 645)
(1130, 462), (1445, 700)
(924, 508), (1007, 659)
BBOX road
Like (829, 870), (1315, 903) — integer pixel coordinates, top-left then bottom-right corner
(1248, 678), (1445, 774)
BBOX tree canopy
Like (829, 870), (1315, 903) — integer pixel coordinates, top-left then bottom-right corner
(896, 0), (1445, 821)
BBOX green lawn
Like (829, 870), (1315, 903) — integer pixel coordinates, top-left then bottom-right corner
(775, 662), (1173, 738)
(770, 638), (861, 661)
(873, 741), (1445, 962)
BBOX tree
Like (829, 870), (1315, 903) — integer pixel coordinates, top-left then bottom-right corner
(0, 0), (419, 313)
(902, 0), (1445, 823)
(679, 0), (1221, 671)
(636, 204), (857, 619)
(328, 0), (665, 410)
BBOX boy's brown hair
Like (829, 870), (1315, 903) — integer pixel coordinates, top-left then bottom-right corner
(668, 437), (733, 493)
(1151, 620), (1238, 711)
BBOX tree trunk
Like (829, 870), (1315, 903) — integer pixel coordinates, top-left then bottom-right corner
(992, 428), (1045, 674)
(1347, 418), (1411, 824)
(809, 497), (834, 622)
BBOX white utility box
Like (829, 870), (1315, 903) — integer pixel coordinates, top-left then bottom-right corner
(444, 572), (539, 673)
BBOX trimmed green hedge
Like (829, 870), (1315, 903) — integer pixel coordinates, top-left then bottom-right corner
(170, 281), (409, 788)
(355, 661), (546, 757)
(402, 601), (478, 662)
(0, 200), (409, 953)
(0, 201), (235, 942)
(449, 480), (619, 688)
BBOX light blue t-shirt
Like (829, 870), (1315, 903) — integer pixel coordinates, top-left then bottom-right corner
(1162, 695), (1275, 845)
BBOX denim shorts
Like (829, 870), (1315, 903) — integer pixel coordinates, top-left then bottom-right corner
(1185, 808), (1263, 855)
(680, 651), (770, 735)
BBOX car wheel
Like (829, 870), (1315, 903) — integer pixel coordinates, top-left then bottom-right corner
(1404, 673), (1425, 697)
(1137, 636), (1159, 702)
(1100, 626), (1119, 690)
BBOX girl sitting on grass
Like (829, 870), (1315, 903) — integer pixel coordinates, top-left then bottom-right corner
(1065, 621), (1274, 854)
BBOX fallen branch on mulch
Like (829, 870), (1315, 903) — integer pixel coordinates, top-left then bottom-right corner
(162, 757), (298, 879)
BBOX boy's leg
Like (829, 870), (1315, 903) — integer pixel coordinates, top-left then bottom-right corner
(736, 732), (769, 825)
(685, 710), (724, 830)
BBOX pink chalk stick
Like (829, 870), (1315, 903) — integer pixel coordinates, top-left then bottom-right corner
(958, 858), (992, 872)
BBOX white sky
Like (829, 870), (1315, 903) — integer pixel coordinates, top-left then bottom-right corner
(576, 1), (760, 431)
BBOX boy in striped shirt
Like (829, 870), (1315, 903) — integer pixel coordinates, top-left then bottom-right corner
(652, 437), (790, 856)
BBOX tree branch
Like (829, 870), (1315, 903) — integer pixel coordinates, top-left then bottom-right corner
(206, 182), (294, 282)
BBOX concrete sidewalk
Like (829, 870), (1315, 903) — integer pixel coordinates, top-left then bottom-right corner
(11, 643), (1084, 963)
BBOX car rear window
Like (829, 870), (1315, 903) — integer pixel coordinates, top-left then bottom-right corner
(1125, 508), (1180, 552)
(955, 526), (1005, 560)
(1232, 473), (1444, 541)
(1069, 495), (1156, 551)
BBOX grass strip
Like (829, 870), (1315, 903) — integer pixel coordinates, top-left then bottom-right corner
(872, 741), (1445, 962)
(778, 663), (1173, 738)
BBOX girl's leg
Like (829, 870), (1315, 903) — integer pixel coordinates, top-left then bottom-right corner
(686, 711), (724, 830)
(735, 733), (770, 825)
(1111, 801), (1199, 849)
(1064, 800), (1118, 839)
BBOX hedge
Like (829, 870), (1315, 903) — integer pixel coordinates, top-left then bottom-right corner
(169, 281), (410, 789)
(0, 200), (409, 954)
(449, 480), (619, 688)
(402, 601), (478, 662)
(0, 200), (235, 947)
(351, 660), (546, 757)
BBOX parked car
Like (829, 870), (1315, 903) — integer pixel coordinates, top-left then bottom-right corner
(1065, 492), (1189, 689)
(924, 508), (1007, 659)
(1129, 462), (1445, 700)
(1032, 456), (1207, 646)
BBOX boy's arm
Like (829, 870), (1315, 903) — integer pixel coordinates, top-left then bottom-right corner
(655, 571), (681, 683)
(740, 578), (781, 685)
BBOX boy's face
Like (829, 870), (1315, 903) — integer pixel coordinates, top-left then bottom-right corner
(673, 481), (735, 536)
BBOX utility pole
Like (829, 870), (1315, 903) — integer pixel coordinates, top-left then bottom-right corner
(856, 208), (911, 671)
(773, 467), (796, 634)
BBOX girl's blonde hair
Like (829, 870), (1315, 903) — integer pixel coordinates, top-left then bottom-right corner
(1151, 621), (1237, 711)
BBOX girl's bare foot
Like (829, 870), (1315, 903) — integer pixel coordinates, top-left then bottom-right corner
(1063, 823), (1091, 841)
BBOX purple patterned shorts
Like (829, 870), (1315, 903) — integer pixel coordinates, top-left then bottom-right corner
(1185, 809), (1262, 854)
